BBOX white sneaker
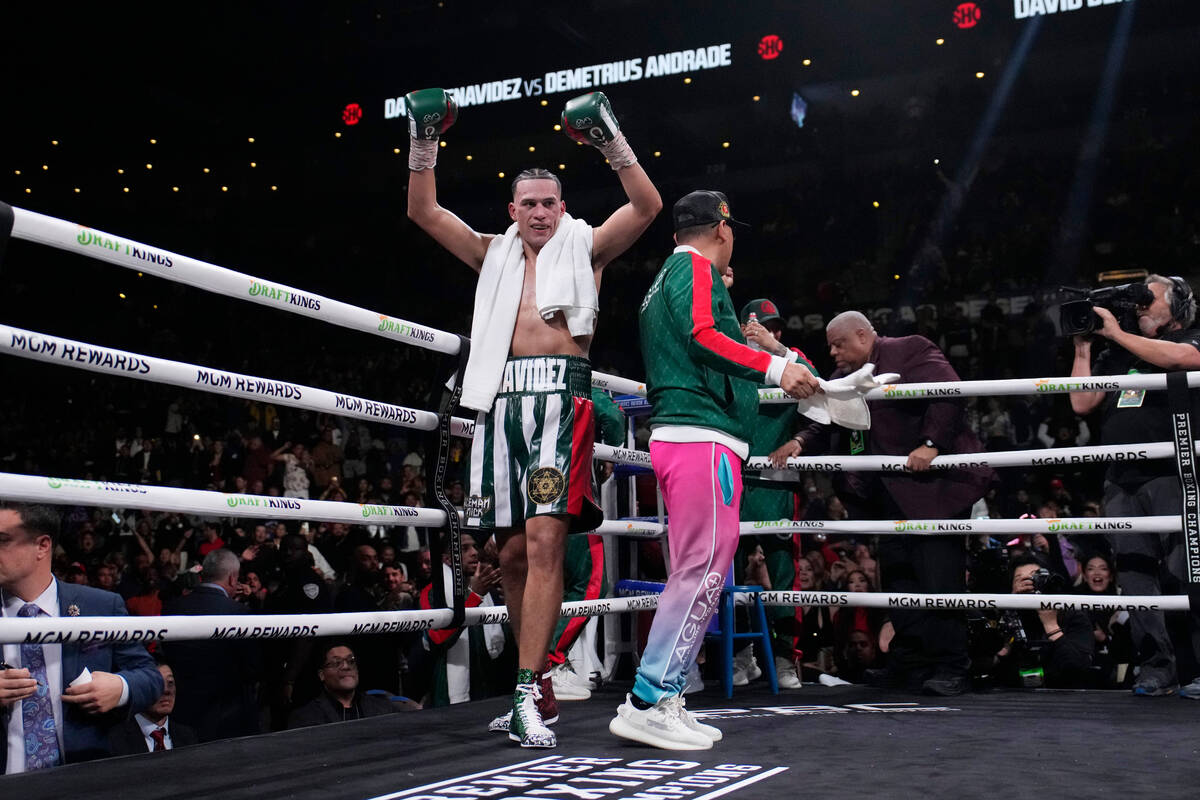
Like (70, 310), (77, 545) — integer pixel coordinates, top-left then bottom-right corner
(818, 673), (852, 687)
(776, 656), (802, 689)
(732, 646), (762, 686)
(672, 695), (723, 742)
(683, 662), (704, 695)
(609, 693), (713, 750)
(550, 662), (592, 701)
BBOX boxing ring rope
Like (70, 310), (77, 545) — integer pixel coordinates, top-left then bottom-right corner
(756, 591), (1190, 613)
(0, 585), (1180, 644)
(592, 439), (1193, 473)
(0, 469), (1179, 541)
(5, 204), (647, 396)
(0, 323), (477, 440)
(757, 371), (1200, 404)
(0, 593), (665, 645)
(744, 441), (1182, 473)
(601, 516), (1185, 540)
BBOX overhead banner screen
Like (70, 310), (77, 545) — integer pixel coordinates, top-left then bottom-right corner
(382, 42), (733, 120)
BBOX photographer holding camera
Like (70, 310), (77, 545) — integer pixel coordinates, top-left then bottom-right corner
(991, 554), (1094, 689)
(1070, 274), (1200, 699)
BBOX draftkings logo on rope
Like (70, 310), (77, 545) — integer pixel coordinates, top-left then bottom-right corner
(392, 756), (785, 800)
(76, 227), (174, 268)
(46, 477), (148, 495)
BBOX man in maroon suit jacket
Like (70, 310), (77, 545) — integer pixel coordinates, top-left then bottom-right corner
(788, 311), (994, 696)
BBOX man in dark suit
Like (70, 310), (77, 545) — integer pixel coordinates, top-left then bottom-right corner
(107, 662), (198, 755)
(788, 311), (994, 696)
(162, 548), (262, 742)
(0, 503), (163, 773)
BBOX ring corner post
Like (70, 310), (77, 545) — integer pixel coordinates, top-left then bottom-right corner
(427, 333), (472, 628)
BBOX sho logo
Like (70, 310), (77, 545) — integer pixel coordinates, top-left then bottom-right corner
(757, 34), (783, 60)
(953, 2), (982, 28)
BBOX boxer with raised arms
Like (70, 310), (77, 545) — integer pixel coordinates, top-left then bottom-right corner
(406, 88), (661, 747)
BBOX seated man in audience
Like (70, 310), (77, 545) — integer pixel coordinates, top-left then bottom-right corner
(288, 643), (407, 727)
(107, 662), (198, 755)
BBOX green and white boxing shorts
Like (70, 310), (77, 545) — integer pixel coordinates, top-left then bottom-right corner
(466, 355), (603, 533)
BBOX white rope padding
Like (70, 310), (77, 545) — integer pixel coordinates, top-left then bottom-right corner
(0, 588), (1183, 644)
(0, 472), (448, 527)
(11, 208), (460, 355)
(745, 441), (1186, 473)
(759, 590), (1191, 613)
(592, 442), (653, 467)
(757, 371), (1200, 404)
(597, 516), (1183, 540)
(740, 516), (1180, 536)
(0, 594), (663, 645)
(0, 471), (1173, 543)
(0, 323), (476, 439)
(9, 206), (646, 395)
(596, 438), (1191, 473)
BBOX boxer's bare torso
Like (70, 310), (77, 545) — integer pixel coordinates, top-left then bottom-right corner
(509, 248), (597, 358)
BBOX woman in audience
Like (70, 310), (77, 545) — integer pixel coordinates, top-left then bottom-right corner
(1074, 552), (1132, 688)
(834, 569), (885, 682)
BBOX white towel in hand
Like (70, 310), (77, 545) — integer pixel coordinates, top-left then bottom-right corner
(794, 363), (901, 430)
(460, 214), (595, 412)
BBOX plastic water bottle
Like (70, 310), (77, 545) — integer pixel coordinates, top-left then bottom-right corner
(747, 312), (762, 350)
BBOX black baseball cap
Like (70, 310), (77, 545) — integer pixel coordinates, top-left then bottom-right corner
(739, 298), (783, 326)
(672, 190), (749, 232)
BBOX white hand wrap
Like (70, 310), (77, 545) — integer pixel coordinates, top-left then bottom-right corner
(598, 131), (637, 171)
(408, 138), (439, 171)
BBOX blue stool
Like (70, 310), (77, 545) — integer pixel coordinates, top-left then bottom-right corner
(705, 585), (779, 699)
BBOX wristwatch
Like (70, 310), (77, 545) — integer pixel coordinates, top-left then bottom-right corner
(921, 438), (937, 449)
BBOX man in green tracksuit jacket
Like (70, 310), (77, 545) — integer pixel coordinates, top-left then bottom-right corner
(734, 298), (820, 689)
(608, 190), (819, 751)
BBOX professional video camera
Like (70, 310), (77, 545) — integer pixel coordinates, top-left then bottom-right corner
(1058, 282), (1152, 336)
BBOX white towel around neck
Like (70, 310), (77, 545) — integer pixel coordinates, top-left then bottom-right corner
(460, 213), (595, 412)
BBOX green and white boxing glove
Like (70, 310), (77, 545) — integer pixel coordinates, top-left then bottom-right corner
(561, 91), (637, 171)
(405, 88), (459, 171)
